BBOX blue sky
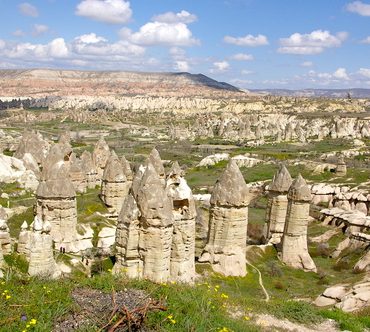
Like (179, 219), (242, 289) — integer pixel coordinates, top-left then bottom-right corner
(0, 0), (370, 89)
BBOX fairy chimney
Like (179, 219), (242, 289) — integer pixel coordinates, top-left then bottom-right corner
(101, 151), (130, 215)
(264, 165), (292, 244)
(147, 148), (165, 185)
(14, 130), (50, 165)
(281, 174), (317, 272)
(199, 160), (250, 276)
(92, 137), (111, 181)
(17, 221), (31, 258)
(166, 161), (196, 283)
(68, 154), (87, 193)
(36, 154), (78, 253)
(113, 192), (142, 278)
(28, 216), (60, 278)
(336, 155), (347, 176)
(121, 155), (133, 182)
(80, 150), (98, 189)
(136, 162), (174, 283)
(0, 207), (11, 255)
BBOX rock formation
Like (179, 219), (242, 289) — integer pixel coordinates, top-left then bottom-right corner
(136, 162), (174, 283)
(264, 165), (292, 244)
(166, 162), (196, 283)
(281, 174), (317, 272)
(0, 207), (11, 254)
(336, 155), (347, 176)
(17, 221), (31, 258)
(80, 150), (98, 189)
(28, 216), (60, 278)
(68, 154), (87, 193)
(147, 148), (165, 184)
(14, 130), (50, 165)
(0, 242), (4, 277)
(101, 151), (130, 215)
(113, 192), (142, 278)
(36, 152), (78, 253)
(199, 160), (250, 276)
(92, 137), (111, 181)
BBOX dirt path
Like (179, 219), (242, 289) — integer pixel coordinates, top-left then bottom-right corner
(246, 261), (270, 302)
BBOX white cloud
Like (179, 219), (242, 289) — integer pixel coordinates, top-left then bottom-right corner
(75, 0), (132, 24)
(231, 53), (254, 61)
(333, 67), (349, 80)
(230, 78), (253, 85)
(360, 36), (370, 43)
(18, 3), (39, 17)
(73, 33), (145, 56)
(0, 40), (5, 50)
(13, 30), (25, 37)
(224, 34), (268, 46)
(128, 22), (199, 46)
(241, 70), (253, 75)
(174, 60), (189, 72)
(358, 68), (370, 78)
(32, 24), (49, 36)
(346, 1), (370, 16)
(76, 33), (107, 44)
(301, 61), (313, 67)
(169, 47), (186, 57)
(152, 10), (197, 24)
(278, 30), (347, 54)
(3, 38), (69, 60)
(212, 61), (230, 72)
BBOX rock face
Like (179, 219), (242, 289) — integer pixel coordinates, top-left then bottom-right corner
(68, 154), (87, 193)
(0, 207), (11, 255)
(166, 162), (196, 283)
(0, 243), (4, 276)
(92, 137), (111, 182)
(281, 175), (317, 272)
(101, 152), (130, 215)
(28, 216), (60, 278)
(36, 151), (78, 253)
(264, 165), (292, 244)
(199, 160), (250, 276)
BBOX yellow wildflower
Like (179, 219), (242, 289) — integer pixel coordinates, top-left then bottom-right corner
(29, 318), (37, 325)
(5, 295), (11, 300)
(221, 293), (229, 299)
(244, 316), (250, 321)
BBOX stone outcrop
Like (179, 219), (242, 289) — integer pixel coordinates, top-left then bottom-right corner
(166, 162), (196, 283)
(0, 242), (4, 277)
(315, 279), (370, 312)
(36, 152), (78, 253)
(101, 151), (130, 215)
(92, 137), (111, 181)
(199, 160), (250, 276)
(264, 165), (292, 244)
(28, 216), (60, 278)
(281, 175), (317, 272)
(0, 207), (11, 255)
